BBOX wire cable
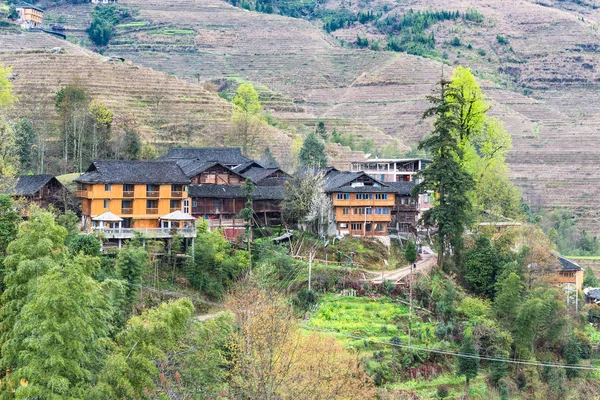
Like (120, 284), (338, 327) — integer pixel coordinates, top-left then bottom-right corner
(302, 326), (600, 371)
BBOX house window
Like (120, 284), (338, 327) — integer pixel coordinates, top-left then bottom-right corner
(365, 207), (372, 214)
(192, 200), (198, 207)
(342, 207), (350, 215)
(121, 200), (133, 213)
(104, 184), (111, 192)
(353, 208), (363, 215)
(375, 193), (388, 200)
(336, 193), (350, 200)
(146, 200), (158, 214)
(183, 199), (190, 214)
(356, 193), (373, 200)
(350, 223), (362, 231)
(170, 200), (181, 211)
(374, 223), (386, 232)
(365, 223), (372, 232)
(103, 199), (109, 209)
(375, 208), (390, 215)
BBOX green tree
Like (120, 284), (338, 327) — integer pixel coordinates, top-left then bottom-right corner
(315, 121), (328, 140)
(2, 255), (111, 399)
(0, 208), (68, 368)
(456, 335), (479, 399)
(55, 85), (90, 171)
(139, 143), (158, 160)
(68, 234), (101, 257)
(464, 236), (500, 297)
(564, 334), (580, 379)
(299, 131), (327, 168)
(13, 118), (38, 173)
(115, 243), (148, 312)
(185, 221), (249, 299)
(0, 64), (18, 193)
(282, 169), (326, 224)
(413, 78), (473, 268)
(93, 298), (195, 399)
(584, 267), (598, 287)
(0, 195), (20, 269)
(231, 83), (264, 156)
(122, 129), (141, 160)
(404, 240), (418, 264)
(514, 288), (566, 359)
(494, 272), (522, 328)
(87, 99), (113, 161)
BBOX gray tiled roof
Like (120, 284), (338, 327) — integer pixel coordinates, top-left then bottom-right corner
(558, 256), (583, 272)
(160, 147), (251, 165)
(385, 181), (415, 196)
(13, 175), (58, 196)
(75, 161), (190, 184)
(242, 167), (287, 183)
(324, 171), (386, 192)
(188, 185), (285, 200)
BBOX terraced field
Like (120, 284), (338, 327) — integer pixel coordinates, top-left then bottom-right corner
(6, 0), (600, 233)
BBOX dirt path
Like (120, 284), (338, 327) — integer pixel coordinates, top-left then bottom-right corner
(195, 312), (222, 321)
(370, 251), (437, 284)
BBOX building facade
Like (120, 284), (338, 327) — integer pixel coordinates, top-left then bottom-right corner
(325, 171), (398, 237)
(12, 174), (67, 215)
(15, 4), (44, 29)
(75, 161), (195, 241)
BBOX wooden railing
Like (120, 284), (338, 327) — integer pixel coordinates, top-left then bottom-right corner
(147, 208), (159, 214)
(171, 191), (183, 197)
(123, 191), (134, 198)
(170, 207), (180, 213)
(92, 227), (196, 239)
(146, 191), (160, 198)
(121, 208), (133, 215)
(76, 190), (89, 198)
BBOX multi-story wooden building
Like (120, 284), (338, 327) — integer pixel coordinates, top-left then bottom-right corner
(15, 4), (44, 29)
(74, 161), (195, 242)
(161, 147), (288, 238)
(325, 171), (398, 237)
(552, 256), (584, 292)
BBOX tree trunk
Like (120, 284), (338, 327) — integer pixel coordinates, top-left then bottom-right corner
(464, 376), (470, 400)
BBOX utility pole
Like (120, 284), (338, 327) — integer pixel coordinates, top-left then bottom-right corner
(408, 263), (414, 347)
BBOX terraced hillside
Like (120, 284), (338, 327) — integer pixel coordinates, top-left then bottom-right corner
(0, 31), (370, 171)
(7, 0), (600, 232)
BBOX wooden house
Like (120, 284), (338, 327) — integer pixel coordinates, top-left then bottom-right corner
(12, 174), (67, 213)
(14, 4), (44, 29)
(552, 256), (584, 291)
(325, 171), (397, 237)
(74, 161), (195, 242)
(161, 147), (288, 237)
(386, 181), (418, 232)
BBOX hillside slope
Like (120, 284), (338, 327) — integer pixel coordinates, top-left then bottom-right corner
(62, 0), (597, 232)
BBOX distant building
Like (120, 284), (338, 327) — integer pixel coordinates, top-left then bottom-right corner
(324, 171), (415, 237)
(350, 158), (431, 183)
(349, 157), (433, 222)
(75, 161), (196, 245)
(12, 174), (67, 213)
(552, 256), (584, 292)
(15, 4), (44, 29)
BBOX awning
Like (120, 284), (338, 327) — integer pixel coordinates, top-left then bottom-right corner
(160, 210), (196, 221)
(92, 211), (123, 222)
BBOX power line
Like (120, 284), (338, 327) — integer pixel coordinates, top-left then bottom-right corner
(302, 326), (600, 371)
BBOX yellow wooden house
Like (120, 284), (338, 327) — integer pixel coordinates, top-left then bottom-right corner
(75, 161), (195, 241)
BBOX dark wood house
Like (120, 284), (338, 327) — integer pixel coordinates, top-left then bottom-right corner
(12, 175), (67, 212)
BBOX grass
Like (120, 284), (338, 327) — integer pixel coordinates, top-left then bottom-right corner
(116, 21), (148, 28)
(305, 295), (437, 349)
(389, 373), (487, 398)
(151, 28), (196, 36)
(568, 256), (600, 260)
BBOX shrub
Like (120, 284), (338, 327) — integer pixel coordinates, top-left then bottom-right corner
(450, 36), (461, 47)
(496, 35), (509, 45)
(436, 384), (449, 398)
(294, 288), (317, 311)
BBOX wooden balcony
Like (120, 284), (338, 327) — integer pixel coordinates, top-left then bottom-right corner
(146, 191), (160, 198)
(123, 191), (134, 198)
(171, 191), (183, 197)
(91, 227), (196, 239)
(170, 207), (181, 213)
(76, 190), (89, 198)
(147, 208), (159, 214)
(121, 208), (133, 215)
